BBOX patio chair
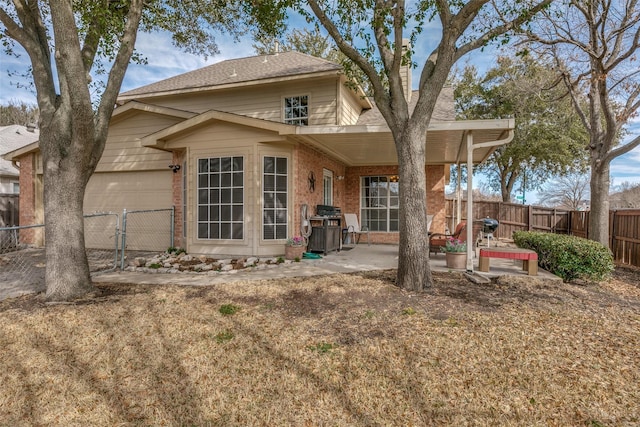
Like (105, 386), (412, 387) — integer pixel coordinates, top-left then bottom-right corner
(429, 221), (466, 257)
(344, 213), (370, 245)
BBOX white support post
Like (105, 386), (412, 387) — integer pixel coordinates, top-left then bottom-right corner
(466, 132), (474, 272)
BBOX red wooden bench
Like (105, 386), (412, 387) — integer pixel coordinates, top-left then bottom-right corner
(478, 247), (538, 276)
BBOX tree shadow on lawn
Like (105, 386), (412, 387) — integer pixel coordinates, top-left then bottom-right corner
(1, 296), (207, 425)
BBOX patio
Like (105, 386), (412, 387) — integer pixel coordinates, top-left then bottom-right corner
(325, 243), (560, 280)
(92, 242), (560, 288)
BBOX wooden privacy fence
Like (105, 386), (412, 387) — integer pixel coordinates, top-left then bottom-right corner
(445, 200), (640, 268)
(0, 193), (19, 227)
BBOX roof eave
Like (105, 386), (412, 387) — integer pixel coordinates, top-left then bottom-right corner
(117, 69), (343, 103)
(2, 141), (40, 161)
(141, 110), (296, 149)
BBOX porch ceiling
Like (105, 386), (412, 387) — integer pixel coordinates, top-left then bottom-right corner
(294, 119), (515, 166)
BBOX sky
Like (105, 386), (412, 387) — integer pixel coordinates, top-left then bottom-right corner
(1, 13), (639, 201)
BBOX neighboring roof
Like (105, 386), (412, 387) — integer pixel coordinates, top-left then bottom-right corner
(0, 125), (40, 176)
(357, 87), (455, 125)
(119, 51), (343, 101)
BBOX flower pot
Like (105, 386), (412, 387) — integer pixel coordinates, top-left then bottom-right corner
(445, 252), (466, 269)
(285, 245), (305, 260)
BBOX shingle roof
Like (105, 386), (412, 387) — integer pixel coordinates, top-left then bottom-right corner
(119, 51), (342, 99)
(356, 86), (455, 125)
(0, 125), (39, 176)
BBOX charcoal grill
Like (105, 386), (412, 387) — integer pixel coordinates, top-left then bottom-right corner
(475, 217), (499, 247)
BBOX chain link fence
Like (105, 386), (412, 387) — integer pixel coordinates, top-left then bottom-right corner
(84, 212), (120, 273)
(1, 207), (174, 297)
(1, 213), (121, 296)
(0, 224), (46, 297)
(120, 208), (174, 269)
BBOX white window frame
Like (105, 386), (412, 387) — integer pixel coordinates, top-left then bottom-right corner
(262, 155), (289, 240)
(360, 175), (400, 232)
(283, 94), (309, 126)
(323, 169), (333, 206)
(196, 156), (244, 240)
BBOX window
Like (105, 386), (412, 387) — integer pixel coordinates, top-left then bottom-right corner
(284, 95), (308, 125)
(361, 176), (399, 232)
(323, 169), (333, 205)
(197, 156), (244, 240)
(263, 156), (288, 240)
(12, 182), (19, 194)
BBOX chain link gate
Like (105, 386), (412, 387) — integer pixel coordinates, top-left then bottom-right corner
(120, 207), (175, 269)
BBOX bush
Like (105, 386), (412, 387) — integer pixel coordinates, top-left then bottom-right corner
(513, 231), (614, 283)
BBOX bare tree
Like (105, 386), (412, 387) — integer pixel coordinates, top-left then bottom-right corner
(610, 181), (640, 209)
(539, 172), (590, 210)
(0, 100), (39, 126)
(303, 0), (552, 290)
(523, 0), (640, 245)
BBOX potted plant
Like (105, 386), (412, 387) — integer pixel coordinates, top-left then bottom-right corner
(442, 237), (467, 269)
(284, 236), (306, 260)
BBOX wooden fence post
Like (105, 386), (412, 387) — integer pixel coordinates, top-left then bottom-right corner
(610, 210), (616, 258)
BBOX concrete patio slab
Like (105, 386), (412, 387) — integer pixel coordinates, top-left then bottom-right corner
(93, 243), (560, 287)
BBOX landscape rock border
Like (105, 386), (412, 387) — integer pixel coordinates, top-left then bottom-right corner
(125, 252), (299, 275)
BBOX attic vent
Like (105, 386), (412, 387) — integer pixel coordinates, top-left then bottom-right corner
(230, 68), (237, 77)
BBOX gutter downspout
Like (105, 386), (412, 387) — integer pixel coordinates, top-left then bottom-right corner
(465, 129), (515, 272)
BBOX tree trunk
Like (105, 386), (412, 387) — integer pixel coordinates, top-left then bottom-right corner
(41, 130), (96, 301)
(588, 161), (610, 246)
(396, 123), (433, 291)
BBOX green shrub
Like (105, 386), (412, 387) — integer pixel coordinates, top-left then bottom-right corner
(167, 247), (186, 255)
(513, 231), (614, 283)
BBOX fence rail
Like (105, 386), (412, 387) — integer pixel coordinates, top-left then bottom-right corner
(446, 200), (640, 268)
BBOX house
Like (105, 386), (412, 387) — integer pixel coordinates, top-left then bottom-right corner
(0, 124), (39, 194)
(3, 49), (514, 256)
(1, 124), (39, 227)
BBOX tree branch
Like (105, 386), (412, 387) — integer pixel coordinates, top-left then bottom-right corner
(306, 0), (389, 116)
(94, 0), (145, 166)
(606, 134), (640, 164)
(1, 1), (57, 117)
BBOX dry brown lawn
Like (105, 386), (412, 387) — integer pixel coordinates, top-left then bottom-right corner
(1, 267), (639, 426)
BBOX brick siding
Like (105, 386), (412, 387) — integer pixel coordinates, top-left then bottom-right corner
(342, 164), (446, 244)
(18, 153), (36, 244)
(292, 143), (347, 234)
(171, 150), (185, 248)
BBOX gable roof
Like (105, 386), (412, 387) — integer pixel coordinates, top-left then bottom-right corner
(0, 125), (40, 176)
(119, 51), (342, 101)
(141, 109), (296, 150)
